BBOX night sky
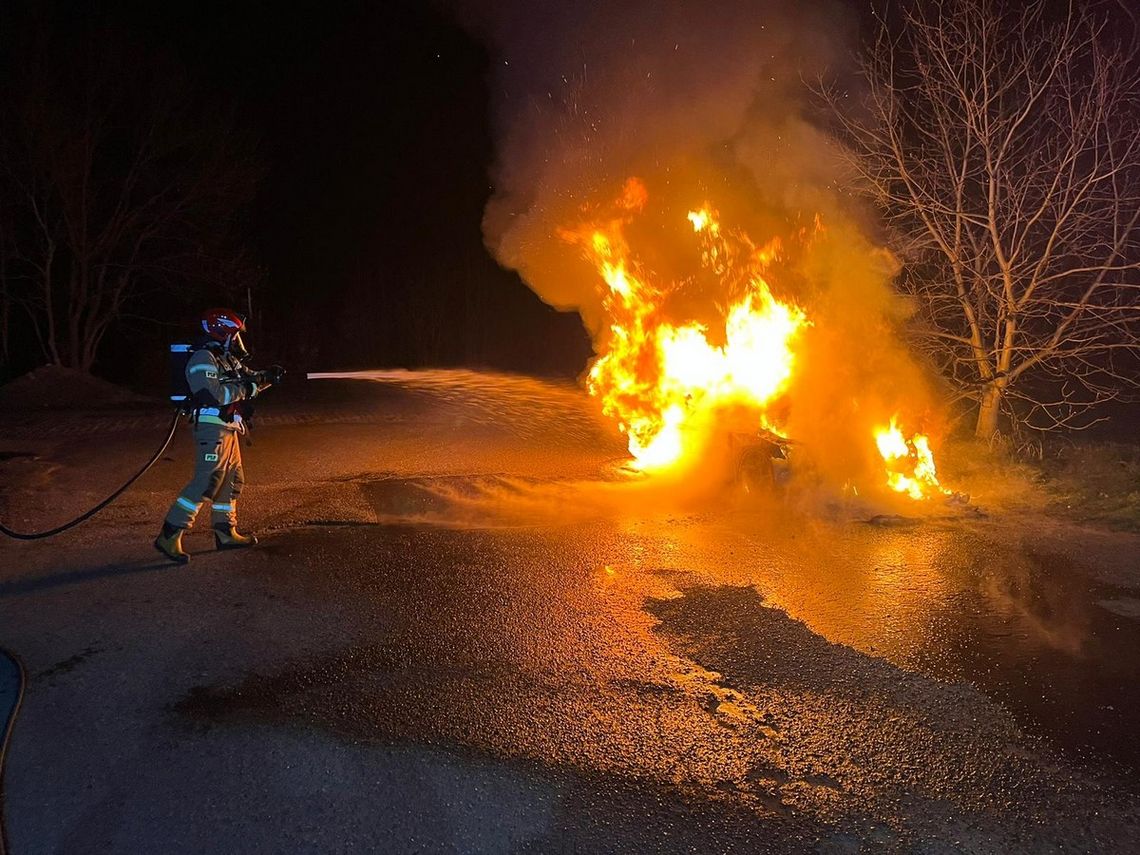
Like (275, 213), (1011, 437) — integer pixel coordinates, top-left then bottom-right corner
(8, 0), (593, 383)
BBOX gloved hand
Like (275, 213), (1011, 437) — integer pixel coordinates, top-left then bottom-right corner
(253, 365), (285, 387)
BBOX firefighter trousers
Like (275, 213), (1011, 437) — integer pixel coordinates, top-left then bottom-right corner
(164, 422), (245, 529)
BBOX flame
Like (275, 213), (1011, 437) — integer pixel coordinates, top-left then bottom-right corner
(874, 418), (948, 500)
(687, 208), (717, 235)
(566, 178), (950, 500)
(565, 179), (807, 472)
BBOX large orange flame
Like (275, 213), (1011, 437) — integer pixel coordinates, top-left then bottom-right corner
(565, 178), (950, 499)
(564, 179), (807, 471)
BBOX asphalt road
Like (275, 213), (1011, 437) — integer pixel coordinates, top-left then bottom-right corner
(1, 372), (1138, 853)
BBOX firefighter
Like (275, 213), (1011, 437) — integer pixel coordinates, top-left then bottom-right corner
(154, 309), (280, 564)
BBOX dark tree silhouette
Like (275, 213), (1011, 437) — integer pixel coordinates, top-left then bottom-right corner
(0, 14), (259, 373)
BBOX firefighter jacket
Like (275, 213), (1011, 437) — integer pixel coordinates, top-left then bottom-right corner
(186, 345), (256, 428)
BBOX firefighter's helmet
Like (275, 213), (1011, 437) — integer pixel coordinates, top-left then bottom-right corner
(200, 308), (248, 357)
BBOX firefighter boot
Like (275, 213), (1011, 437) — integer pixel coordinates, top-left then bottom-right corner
(214, 524), (258, 550)
(154, 522), (190, 565)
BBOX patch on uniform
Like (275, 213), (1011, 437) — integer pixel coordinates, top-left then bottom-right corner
(204, 452), (219, 462)
(206, 371), (218, 379)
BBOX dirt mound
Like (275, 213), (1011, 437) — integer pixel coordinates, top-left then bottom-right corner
(0, 364), (156, 410)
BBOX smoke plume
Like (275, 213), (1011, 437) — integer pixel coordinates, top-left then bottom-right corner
(458, 0), (943, 495)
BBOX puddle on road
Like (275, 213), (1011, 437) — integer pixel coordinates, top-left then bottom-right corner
(700, 515), (1140, 777)
(274, 435), (1140, 783)
(303, 460), (1140, 777)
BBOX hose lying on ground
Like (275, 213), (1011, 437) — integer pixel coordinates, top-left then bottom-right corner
(0, 648), (25, 855)
(0, 409), (181, 540)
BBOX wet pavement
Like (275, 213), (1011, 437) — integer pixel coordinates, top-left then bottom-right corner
(709, 513), (1140, 778)
(1, 371), (1139, 853)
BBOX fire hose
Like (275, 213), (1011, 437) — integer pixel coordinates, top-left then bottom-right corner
(0, 356), (282, 540)
(0, 408), (182, 541)
(0, 649), (24, 855)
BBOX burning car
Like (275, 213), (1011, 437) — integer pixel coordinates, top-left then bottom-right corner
(563, 178), (953, 503)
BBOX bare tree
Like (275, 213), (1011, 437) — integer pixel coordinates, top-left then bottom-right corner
(825, 0), (1140, 438)
(0, 19), (259, 373)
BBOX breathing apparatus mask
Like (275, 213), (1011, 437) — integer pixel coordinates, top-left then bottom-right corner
(226, 330), (250, 360)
